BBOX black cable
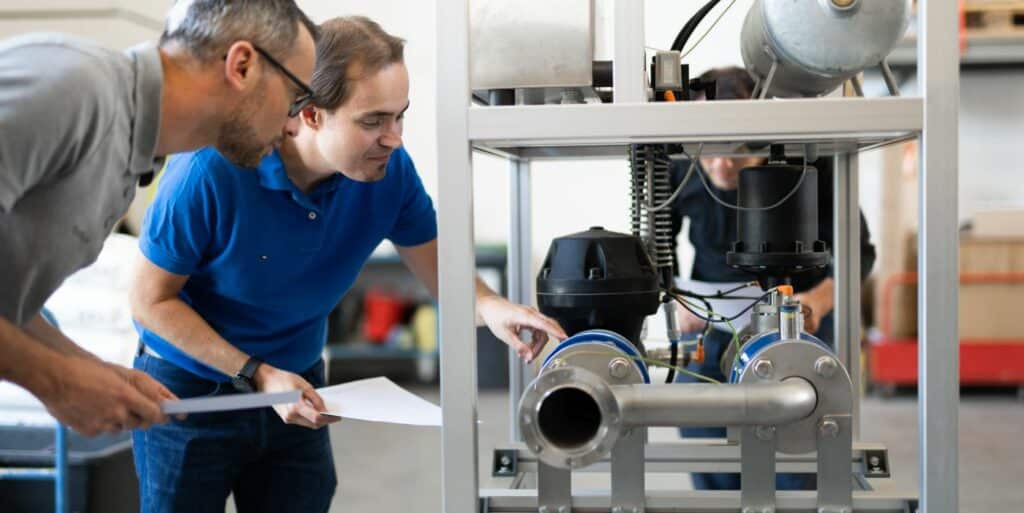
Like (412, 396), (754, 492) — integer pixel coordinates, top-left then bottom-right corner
(708, 282), (756, 297)
(666, 340), (678, 384)
(669, 290), (774, 324)
(662, 290), (712, 383)
(670, 0), (722, 52)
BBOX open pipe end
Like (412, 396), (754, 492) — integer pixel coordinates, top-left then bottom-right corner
(519, 367), (623, 469)
(537, 387), (602, 450)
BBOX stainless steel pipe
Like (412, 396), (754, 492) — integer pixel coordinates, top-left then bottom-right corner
(613, 377), (817, 427)
(521, 366), (820, 469)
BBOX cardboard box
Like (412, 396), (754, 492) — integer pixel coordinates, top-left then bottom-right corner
(960, 283), (1024, 342)
(961, 236), (1024, 274)
(885, 280), (917, 339)
(971, 210), (1024, 238)
(882, 234), (1024, 341)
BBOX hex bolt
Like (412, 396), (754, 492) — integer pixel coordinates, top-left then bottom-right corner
(869, 456), (881, 467)
(500, 455), (511, 466)
(539, 506), (550, 513)
(612, 507), (623, 513)
(753, 359), (775, 379)
(755, 425), (776, 441)
(814, 356), (838, 379)
(609, 358), (631, 379)
(819, 418), (840, 439)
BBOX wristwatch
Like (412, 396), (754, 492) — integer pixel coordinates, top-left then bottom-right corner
(232, 356), (264, 393)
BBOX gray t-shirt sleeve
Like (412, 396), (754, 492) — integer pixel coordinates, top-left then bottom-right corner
(0, 36), (116, 212)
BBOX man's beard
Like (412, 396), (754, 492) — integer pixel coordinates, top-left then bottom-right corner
(216, 89), (276, 168)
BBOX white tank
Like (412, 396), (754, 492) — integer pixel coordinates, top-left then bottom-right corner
(741, 0), (911, 98)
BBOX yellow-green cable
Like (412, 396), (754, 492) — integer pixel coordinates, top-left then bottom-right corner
(641, 356), (721, 384)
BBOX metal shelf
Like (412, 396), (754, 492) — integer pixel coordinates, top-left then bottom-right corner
(889, 35), (1024, 67)
(469, 97), (922, 157)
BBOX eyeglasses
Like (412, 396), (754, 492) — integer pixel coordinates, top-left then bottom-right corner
(252, 45), (316, 117)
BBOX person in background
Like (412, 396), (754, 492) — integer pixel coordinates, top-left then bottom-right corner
(669, 67), (877, 490)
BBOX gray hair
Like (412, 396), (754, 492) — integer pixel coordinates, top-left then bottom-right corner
(160, 0), (318, 62)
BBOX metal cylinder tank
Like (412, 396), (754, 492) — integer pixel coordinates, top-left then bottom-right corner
(740, 0), (911, 97)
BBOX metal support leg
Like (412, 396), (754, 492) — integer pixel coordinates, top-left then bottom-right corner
(848, 75), (864, 97)
(918, 1), (960, 512)
(437, 1), (479, 512)
(508, 157), (534, 442)
(741, 426), (777, 513)
(758, 56), (778, 100)
(816, 415), (854, 513)
(613, 0), (645, 103)
(833, 153), (861, 439)
(537, 463), (572, 513)
(879, 59), (901, 97)
(611, 427), (646, 513)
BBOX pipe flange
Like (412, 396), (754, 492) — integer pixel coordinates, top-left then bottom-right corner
(519, 366), (623, 469)
(736, 339), (853, 454)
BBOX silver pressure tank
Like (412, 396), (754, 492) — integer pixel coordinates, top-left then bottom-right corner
(740, 0), (911, 97)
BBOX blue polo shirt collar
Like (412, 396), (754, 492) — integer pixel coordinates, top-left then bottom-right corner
(256, 151), (345, 212)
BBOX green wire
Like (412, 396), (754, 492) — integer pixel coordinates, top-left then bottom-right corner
(640, 356), (721, 384)
(668, 291), (748, 372)
(679, 0), (741, 60)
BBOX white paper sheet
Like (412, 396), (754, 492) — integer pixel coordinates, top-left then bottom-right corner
(317, 377), (441, 426)
(161, 390), (301, 415)
(675, 279), (764, 333)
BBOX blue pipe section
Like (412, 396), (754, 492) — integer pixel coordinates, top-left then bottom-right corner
(542, 329), (651, 384)
(728, 330), (831, 384)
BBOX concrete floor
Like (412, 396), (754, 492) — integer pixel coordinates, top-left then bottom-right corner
(228, 387), (1024, 513)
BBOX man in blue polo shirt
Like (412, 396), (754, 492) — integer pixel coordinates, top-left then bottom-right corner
(128, 16), (566, 512)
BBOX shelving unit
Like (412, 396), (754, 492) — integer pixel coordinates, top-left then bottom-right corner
(324, 248), (507, 384)
(889, 35), (1024, 68)
(436, 1), (959, 512)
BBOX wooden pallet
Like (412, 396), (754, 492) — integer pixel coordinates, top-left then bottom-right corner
(964, 1), (1024, 35)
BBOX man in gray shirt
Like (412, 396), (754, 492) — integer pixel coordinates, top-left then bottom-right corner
(0, 0), (317, 436)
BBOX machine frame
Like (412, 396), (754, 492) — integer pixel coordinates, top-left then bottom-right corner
(436, 1), (959, 512)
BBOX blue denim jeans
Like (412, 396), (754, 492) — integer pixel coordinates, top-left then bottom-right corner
(132, 354), (337, 513)
(674, 312), (835, 490)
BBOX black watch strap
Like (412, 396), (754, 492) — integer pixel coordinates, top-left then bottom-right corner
(238, 356), (263, 380)
(233, 356), (264, 392)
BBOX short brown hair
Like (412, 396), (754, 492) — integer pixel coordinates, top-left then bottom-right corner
(311, 16), (405, 110)
(697, 66), (756, 100)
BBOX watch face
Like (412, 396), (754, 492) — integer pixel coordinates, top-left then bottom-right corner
(232, 376), (255, 393)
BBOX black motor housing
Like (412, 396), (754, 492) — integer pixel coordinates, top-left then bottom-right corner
(537, 227), (661, 346)
(726, 157), (830, 289)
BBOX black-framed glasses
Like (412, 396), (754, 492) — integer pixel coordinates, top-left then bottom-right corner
(252, 45), (316, 117)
